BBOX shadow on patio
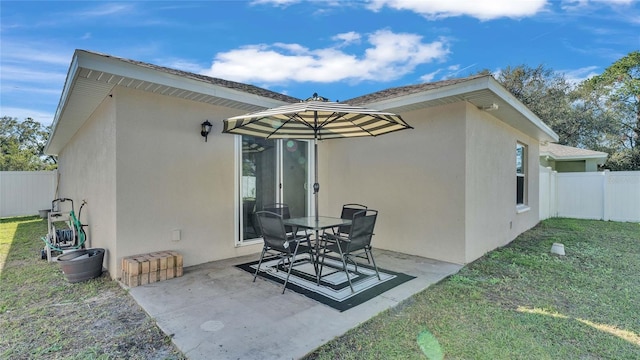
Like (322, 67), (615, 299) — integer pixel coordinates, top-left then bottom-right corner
(128, 249), (462, 360)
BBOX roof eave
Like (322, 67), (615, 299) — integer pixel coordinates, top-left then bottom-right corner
(542, 153), (609, 162)
(44, 52), (80, 155)
(44, 50), (299, 155)
(351, 76), (560, 143)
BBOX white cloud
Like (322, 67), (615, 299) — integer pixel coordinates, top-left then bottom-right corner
(1, 41), (72, 66)
(419, 69), (441, 82)
(558, 66), (600, 85)
(0, 107), (55, 125)
(593, 0), (636, 4)
(1, 83), (62, 98)
(1, 65), (67, 83)
(562, 0), (636, 9)
(418, 63), (478, 82)
(332, 31), (362, 46)
(205, 30), (449, 84)
(365, 0), (549, 20)
(74, 3), (135, 17)
(156, 58), (206, 74)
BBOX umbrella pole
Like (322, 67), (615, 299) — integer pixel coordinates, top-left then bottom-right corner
(314, 137), (319, 222)
(313, 137), (320, 279)
(313, 111), (320, 223)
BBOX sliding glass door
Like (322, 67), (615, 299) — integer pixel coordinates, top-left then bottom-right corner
(239, 136), (310, 243)
(282, 139), (309, 218)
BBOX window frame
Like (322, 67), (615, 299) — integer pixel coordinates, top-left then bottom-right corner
(516, 142), (529, 212)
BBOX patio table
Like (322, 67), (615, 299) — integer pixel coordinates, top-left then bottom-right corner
(283, 216), (352, 283)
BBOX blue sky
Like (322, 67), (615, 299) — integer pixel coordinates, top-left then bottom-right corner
(1, 0), (639, 126)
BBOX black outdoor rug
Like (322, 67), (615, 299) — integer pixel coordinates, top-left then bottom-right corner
(236, 253), (415, 312)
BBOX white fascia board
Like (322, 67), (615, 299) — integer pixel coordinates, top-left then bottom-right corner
(485, 79), (559, 142)
(365, 76), (560, 143)
(44, 52), (80, 155)
(544, 153), (609, 161)
(365, 76), (494, 111)
(45, 50), (290, 155)
(76, 51), (287, 109)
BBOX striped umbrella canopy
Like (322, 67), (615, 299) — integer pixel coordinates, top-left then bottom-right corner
(223, 94), (411, 140)
(222, 94), (413, 221)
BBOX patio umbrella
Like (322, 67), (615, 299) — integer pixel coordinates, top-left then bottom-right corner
(222, 93), (413, 221)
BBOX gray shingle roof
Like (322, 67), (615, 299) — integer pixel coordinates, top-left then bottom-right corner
(540, 143), (608, 159)
(343, 74), (491, 105)
(83, 50), (492, 106)
(82, 50), (302, 104)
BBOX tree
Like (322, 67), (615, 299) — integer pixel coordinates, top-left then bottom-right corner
(578, 51), (640, 170)
(494, 60), (639, 171)
(495, 64), (603, 147)
(0, 116), (56, 171)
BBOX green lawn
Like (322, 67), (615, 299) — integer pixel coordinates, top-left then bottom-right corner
(2, 216), (638, 359)
(0, 216), (184, 359)
(305, 218), (640, 359)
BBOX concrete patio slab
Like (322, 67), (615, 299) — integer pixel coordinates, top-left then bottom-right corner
(128, 249), (462, 360)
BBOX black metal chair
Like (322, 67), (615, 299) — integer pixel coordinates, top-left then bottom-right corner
(336, 203), (367, 236)
(319, 209), (380, 293)
(263, 203), (294, 234)
(336, 203), (370, 263)
(253, 211), (312, 294)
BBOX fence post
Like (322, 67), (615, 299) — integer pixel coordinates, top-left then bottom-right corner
(551, 169), (558, 218)
(602, 170), (610, 221)
(539, 166), (558, 220)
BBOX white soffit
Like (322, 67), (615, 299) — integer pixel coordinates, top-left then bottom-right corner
(362, 76), (559, 143)
(45, 51), (291, 155)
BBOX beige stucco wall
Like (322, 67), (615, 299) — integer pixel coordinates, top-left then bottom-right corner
(56, 94), (117, 273)
(58, 86), (265, 278)
(540, 159), (599, 172)
(324, 102), (467, 264)
(57, 88), (545, 275)
(556, 160), (587, 172)
(112, 86), (262, 276)
(464, 103), (540, 263)
(324, 101), (542, 265)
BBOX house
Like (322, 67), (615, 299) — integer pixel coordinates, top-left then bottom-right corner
(540, 142), (608, 172)
(45, 50), (558, 279)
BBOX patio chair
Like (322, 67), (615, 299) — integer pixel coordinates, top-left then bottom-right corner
(319, 209), (380, 293)
(253, 211), (313, 294)
(263, 203), (293, 234)
(337, 203), (370, 263)
(336, 203), (367, 236)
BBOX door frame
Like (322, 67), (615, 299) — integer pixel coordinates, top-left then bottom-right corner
(234, 136), (314, 246)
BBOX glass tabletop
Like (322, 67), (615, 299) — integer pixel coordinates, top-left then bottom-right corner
(283, 216), (351, 230)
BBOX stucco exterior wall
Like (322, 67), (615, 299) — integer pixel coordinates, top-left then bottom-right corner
(464, 103), (540, 263)
(324, 102), (467, 264)
(324, 101), (542, 265)
(56, 87), (548, 274)
(56, 95), (117, 274)
(112, 86), (262, 276)
(540, 159), (599, 173)
(555, 160), (587, 172)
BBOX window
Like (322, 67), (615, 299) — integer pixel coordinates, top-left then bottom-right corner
(516, 142), (527, 205)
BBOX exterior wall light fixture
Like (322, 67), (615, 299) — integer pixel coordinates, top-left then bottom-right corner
(201, 120), (212, 142)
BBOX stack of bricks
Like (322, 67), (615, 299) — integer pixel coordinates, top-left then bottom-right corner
(121, 250), (183, 287)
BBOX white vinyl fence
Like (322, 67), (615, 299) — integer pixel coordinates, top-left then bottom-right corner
(0, 171), (58, 218)
(540, 166), (640, 222)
